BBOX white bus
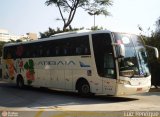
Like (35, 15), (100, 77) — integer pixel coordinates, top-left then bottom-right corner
(2, 30), (159, 96)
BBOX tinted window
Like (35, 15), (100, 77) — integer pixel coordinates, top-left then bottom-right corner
(3, 35), (91, 59)
(92, 33), (116, 78)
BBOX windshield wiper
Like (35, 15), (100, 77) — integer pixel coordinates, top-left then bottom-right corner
(144, 72), (150, 77)
(130, 70), (135, 78)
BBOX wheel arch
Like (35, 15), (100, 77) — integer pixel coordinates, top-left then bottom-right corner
(75, 77), (90, 91)
(16, 74), (24, 83)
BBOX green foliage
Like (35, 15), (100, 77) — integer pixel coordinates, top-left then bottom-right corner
(39, 26), (105, 38)
(45, 0), (112, 31)
(39, 27), (84, 38)
(0, 41), (7, 57)
(24, 59), (35, 74)
(8, 39), (22, 43)
(139, 17), (160, 87)
(86, 0), (112, 16)
(155, 17), (160, 34)
(140, 36), (158, 62)
(39, 25), (106, 38)
(139, 18), (160, 63)
(141, 33), (160, 63)
(0, 40), (22, 57)
(90, 26), (104, 30)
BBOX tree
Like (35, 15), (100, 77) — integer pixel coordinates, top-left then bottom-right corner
(45, 0), (112, 31)
(39, 27), (84, 38)
(155, 17), (160, 36)
(87, 0), (111, 28)
(0, 41), (6, 57)
(89, 26), (104, 30)
(139, 17), (160, 88)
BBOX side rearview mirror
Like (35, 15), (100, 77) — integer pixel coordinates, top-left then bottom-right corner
(118, 44), (125, 57)
(154, 48), (159, 59)
(146, 45), (159, 59)
(112, 43), (125, 58)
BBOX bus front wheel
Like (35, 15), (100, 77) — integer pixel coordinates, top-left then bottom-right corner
(78, 82), (90, 96)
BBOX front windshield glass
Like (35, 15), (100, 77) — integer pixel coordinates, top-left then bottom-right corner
(114, 33), (150, 77)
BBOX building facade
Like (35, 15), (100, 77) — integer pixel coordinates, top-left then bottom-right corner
(0, 29), (37, 42)
(0, 29), (11, 42)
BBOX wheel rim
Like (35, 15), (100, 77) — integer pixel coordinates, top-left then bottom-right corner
(18, 79), (23, 88)
(81, 84), (90, 94)
(19, 81), (22, 87)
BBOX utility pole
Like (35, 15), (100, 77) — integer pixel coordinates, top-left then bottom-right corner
(88, 11), (100, 30)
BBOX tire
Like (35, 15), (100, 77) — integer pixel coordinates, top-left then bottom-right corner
(78, 82), (90, 96)
(17, 77), (24, 89)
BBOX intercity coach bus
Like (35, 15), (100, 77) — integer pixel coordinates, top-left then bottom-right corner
(2, 30), (159, 96)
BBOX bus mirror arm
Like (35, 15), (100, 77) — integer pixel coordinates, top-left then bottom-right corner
(112, 43), (125, 58)
(145, 45), (159, 59)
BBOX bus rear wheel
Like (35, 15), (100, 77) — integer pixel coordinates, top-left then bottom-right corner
(17, 77), (24, 89)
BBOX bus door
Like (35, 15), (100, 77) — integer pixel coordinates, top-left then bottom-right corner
(92, 33), (117, 95)
(102, 52), (117, 95)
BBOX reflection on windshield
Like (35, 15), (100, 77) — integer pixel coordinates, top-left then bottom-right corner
(137, 47), (150, 76)
(119, 51), (139, 77)
(114, 33), (150, 78)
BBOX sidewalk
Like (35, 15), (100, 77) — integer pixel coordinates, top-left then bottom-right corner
(149, 86), (160, 92)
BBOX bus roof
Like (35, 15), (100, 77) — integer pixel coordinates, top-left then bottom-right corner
(3, 30), (112, 47)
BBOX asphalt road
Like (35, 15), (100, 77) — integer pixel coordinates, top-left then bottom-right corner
(0, 80), (160, 112)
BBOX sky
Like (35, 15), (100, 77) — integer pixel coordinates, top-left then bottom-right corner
(0, 0), (160, 36)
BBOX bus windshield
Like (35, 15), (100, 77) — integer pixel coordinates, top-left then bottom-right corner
(114, 33), (150, 78)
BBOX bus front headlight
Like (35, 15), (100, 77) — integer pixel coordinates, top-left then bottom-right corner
(118, 79), (131, 85)
(120, 70), (134, 77)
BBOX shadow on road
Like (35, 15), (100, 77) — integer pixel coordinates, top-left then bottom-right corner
(0, 81), (138, 108)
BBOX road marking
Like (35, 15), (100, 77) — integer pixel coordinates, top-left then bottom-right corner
(34, 111), (120, 117)
(34, 110), (44, 117)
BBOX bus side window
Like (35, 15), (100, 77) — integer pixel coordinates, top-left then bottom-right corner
(24, 44), (33, 58)
(63, 42), (70, 56)
(26, 50), (30, 58)
(76, 47), (81, 55)
(81, 44), (89, 55)
(74, 36), (90, 55)
(39, 48), (43, 57)
(7, 51), (11, 59)
(7, 47), (16, 59)
(46, 48), (50, 57)
(64, 47), (68, 55)
(3, 48), (6, 59)
(55, 47), (60, 56)
(32, 49), (37, 58)
(84, 47), (89, 54)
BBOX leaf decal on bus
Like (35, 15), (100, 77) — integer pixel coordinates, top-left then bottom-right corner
(24, 59), (35, 85)
(5, 59), (16, 80)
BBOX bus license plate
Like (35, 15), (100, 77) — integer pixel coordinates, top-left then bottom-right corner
(137, 88), (142, 91)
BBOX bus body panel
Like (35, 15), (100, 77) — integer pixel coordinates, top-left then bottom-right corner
(102, 77), (117, 95)
(2, 30), (153, 96)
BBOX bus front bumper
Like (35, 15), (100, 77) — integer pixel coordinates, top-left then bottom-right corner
(116, 84), (151, 96)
